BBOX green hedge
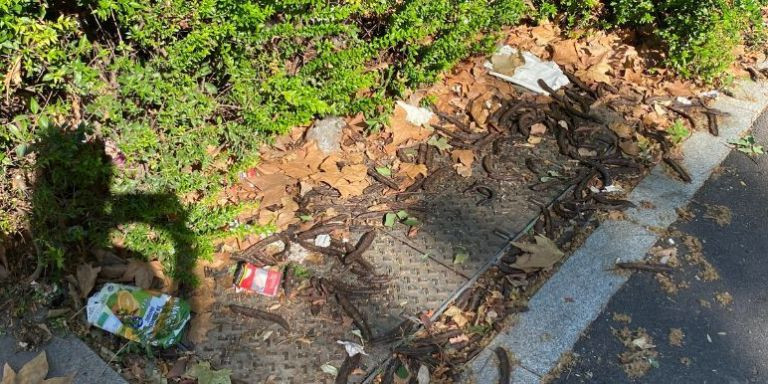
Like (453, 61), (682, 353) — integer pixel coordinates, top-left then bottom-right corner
(0, 0), (528, 280)
(540, 0), (766, 81)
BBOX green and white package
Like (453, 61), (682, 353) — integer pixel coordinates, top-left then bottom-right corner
(86, 283), (190, 347)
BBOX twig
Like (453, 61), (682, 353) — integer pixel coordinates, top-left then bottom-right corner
(614, 262), (674, 273)
(229, 304), (290, 331)
(335, 353), (362, 384)
(494, 347), (512, 384)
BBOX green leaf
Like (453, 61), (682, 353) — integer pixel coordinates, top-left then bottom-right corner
(299, 214), (313, 222)
(428, 135), (452, 152)
(186, 361), (232, 384)
(375, 166), (392, 177)
(29, 98), (39, 114)
(395, 364), (409, 379)
(402, 217), (420, 227)
(396, 210), (408, 220)
(384, 212), (397, 227)
(453, 246), (469, 265)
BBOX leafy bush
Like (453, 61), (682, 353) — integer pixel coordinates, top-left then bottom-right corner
(0, 0), (528, 280)
(541, 0), (767, 81)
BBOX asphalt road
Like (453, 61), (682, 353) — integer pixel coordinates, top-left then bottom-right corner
(551, 124), (768, 384)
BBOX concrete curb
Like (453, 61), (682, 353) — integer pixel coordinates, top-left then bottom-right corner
(465, 80), (768, 383)
(0, 335), (128, 383)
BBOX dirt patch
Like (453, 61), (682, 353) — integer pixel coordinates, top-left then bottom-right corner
(668, 328), (685, 347)
(703, 204), (733, 226)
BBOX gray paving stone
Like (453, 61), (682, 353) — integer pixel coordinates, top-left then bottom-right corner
(0, 335), (127, 383)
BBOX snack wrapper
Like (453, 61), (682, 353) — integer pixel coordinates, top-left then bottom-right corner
(86, 283), (190, 347)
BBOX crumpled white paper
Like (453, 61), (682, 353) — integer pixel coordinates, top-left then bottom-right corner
(336, 340), (368, 356)
(396, 101), (434, 126)
(484, 45), (570, 95)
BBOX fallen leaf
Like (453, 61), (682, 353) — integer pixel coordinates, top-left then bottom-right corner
(16, 351), (48, 384)
(320, 364), (338, 376)
(400, 163), (428, 179)
(575, 55), (612, 84)
(510, 235), (565, 272)
(451, 149), (474, 167)
(121, 259), (155, 289)
(4, 56), (21, 100)
(449, 334), (470, 344)
(550, 40), (580, 67)
(444, 305), (469, 327)
(76, 264), (102, 298)
(386, 104), (433, 153)
(428, 135), (452, 152)
(148, 260), (172, 291)
(3, 364), (16, 384)
(185, 361), (231, 384)
(529, 123), (547, 136)
(469, 94), (492, 125)
(453, 247), (469, 265)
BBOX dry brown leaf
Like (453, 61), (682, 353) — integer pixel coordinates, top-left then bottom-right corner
(3, 364), (16, 384)
(609, 122), (634, 139)
(76, 264), (101, 298)
(385, 104), (433, 154)
(510, 235), (565, 272)
(451, 149), (474, 166)
(444, 305), (469, 328)
(530, 23), (558, 45)
(530, 123), (547, 136)
(550, 40), (580, 67)
(576, 55), (612, 84)
(311, 163), (370, 198)
(121, 259), (155, 289)
(188, 312), (214, 344)
(451, 149), (474, 177)
(4, 56), (21, 101)
(16, 351), (48, 384)
(400, 163), (428, 179)
(469, 94), (492, 126)
(148, 260), (172, 291)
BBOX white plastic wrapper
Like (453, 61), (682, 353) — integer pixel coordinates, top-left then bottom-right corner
(336, 340), (368, 356)
(484, 45), (570, 95)
(396, 101), (434, 126)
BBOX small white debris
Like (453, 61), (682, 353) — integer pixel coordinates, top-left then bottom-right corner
(660, 255), (671, 265)
(262, 330), (274, 341)
(717, 332), (727, 336)
(396, 101), (434, 126)
(336, 340), (368, 357)
(699, 90), (720, 99)
(320, 363), (338, 376)
(667, 238), (676, 245)
(676, 96), (693, 106)
(315, 234), (331, 248)
(417, 364), (431, 384)
(287, 243), (310, 263)
(631, 337), (655, 350)
(707, 334), (713, 343)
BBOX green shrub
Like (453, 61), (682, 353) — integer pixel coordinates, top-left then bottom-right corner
(0, 0), (529, 281)
(545, 0), (767, 81)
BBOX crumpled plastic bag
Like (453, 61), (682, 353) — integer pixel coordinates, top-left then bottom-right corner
(485, 45), (570, 95)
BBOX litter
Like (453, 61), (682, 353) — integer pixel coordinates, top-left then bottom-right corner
(396, 101), (434, 126)
(234, 262), (282, 297)
(86, 283), (190, 347)
(336, 340), (367, 356)
(484, 45), (569, 95)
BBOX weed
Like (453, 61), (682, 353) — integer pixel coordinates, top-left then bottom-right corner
(668, 120), (690, 145)
(730, 135), (764, 156)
